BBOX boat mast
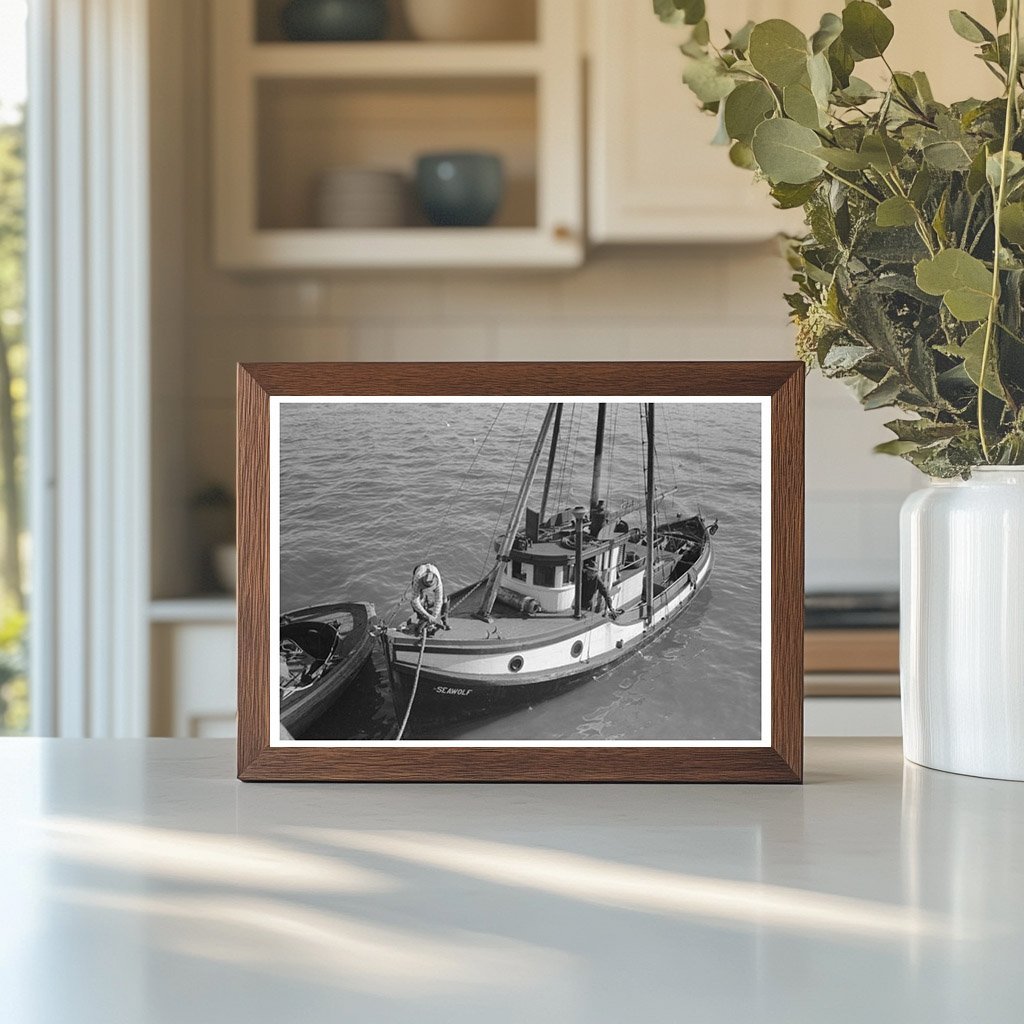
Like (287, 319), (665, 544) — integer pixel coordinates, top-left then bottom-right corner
(589, 403), (607, 511)
(538, 402), (564, 524)
(479, 403), (559, 619)
(644, 402), (656, 625)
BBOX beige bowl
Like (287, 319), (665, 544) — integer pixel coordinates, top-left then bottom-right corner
(403, 0), (535, 41)
(315, 168), (408, 228)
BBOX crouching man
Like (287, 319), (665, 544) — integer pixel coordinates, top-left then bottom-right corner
(405, 562), (449, 635)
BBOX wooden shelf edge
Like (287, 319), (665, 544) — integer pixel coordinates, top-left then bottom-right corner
(249, 41), (544, 79)
(804, 628), (900, 675)
(216, 227), (584, 270)
(150, 597), (237, 624)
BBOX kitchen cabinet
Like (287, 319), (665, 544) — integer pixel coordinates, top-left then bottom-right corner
(211, 0), (583, 269)
(587, 0), (999, 244)
(150, 600), (237, 738)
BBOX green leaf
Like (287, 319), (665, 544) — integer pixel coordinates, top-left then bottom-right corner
(876, 197), (918, 228)
(993, 0), (1008, 24)
(915, 249), (994, 322)
(653, 0), (705, 26)
(939, 325), (1006, 398)
(885, 418), (964, 443)
(724, 20), (755, 53)
(913, 71), (935, 104)
(842, 1), (895, 59)
(682, 57), (736, 104)
(861, 133), (904, 173)
(723, 81), (775, 144)
(986, 150), (1024, 191)
(748, 20), (809, 86)
(875, 439), (922, 455)
(909, 164), (933, 205)
(814, 146), (872, 170)
(862, 374), (903, 409)
(711, 109), (731, 146)
(807, 51), (833, 109)
(967, 144), (991, 193)
(923, 140), (972, 171)
(932, 190), (950, 247)
(948, 10), (994, 44)
(837, 76), (879, 104)
(810, 12), (843, 54)
(1000, 203), (1024, 244)
(751, 118), (828, 184)
(729, 140), (757, 170)
(827, 36), (856, 88)
(771, 180), (820, 209)
(784, 80), (824, 129)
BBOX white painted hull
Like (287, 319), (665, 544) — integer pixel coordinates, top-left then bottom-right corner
(386, 536), (714, 730)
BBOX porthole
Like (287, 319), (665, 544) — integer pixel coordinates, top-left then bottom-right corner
(570, 640), (584, 658)
(508, 655), (524, 673)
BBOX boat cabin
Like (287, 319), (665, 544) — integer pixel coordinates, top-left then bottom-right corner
(494, 503), (647, 615)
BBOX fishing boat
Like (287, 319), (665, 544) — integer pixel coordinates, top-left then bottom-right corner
(280, 601), (377, 738)
(383, 403), (717, 734)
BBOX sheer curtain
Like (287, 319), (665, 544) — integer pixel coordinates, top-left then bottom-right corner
(28, 0), (150, 736)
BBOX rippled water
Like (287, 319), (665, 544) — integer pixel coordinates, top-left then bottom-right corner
(279, 400), (764, 741)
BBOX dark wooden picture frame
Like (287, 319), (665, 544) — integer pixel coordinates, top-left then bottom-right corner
(237, 362), (804, 782)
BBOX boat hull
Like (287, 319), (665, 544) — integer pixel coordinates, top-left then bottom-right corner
(387, 532), (713, 733)
(280, 601), (376, 738)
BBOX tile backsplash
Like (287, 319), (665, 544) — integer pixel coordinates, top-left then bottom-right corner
(181, 246), (917, 593)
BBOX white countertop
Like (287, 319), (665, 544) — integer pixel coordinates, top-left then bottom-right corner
(1, 738), (1021, 1023)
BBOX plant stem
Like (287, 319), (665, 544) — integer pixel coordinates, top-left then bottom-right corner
(979, 0), (1021, 462)
(884, 171), (939, 254)
(822, 167), (880, 205)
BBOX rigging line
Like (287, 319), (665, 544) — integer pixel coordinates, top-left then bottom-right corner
(567, 402), (585, 505)
(424, 402), (505, 557)
(691, 404), (707, 500)
(637, 403), (646, 512)
(479, 403), (533, 576)
(605, 402), (618, 507)
(665, 401), (681, 496)
(555, 403), (575, 512)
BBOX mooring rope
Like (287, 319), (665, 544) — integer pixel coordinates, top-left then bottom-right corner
(395, 630), (428, 741)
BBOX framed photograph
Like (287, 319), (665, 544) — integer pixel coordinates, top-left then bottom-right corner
(237, 362), (804, 782)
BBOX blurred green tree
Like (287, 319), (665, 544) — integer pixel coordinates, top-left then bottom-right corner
(0, 109), (28, 733)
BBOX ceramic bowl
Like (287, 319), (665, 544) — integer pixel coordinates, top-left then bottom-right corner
(316, 168), (407, 228)
(415, 152), (504, 228)
(281, 0), (388, 42)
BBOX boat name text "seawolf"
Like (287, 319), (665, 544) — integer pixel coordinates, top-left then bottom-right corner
(435, 686), (472, 697)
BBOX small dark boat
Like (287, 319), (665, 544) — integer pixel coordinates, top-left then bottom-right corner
(280, 602), (376, 738)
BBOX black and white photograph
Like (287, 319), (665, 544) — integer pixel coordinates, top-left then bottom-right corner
(271, 397), (770, 745)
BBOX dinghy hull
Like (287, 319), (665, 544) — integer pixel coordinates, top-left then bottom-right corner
(280, 601), (377, 738)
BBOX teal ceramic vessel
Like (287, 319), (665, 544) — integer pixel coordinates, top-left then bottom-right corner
(415, 152), (505, 228)
(281, 0), (388, 42)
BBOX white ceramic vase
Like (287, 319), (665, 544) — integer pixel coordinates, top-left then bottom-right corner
(900, 467), (1024, 781)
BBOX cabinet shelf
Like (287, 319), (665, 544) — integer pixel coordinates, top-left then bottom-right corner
(218, 226), (579, 270)
(212, 0), (582, 269)
(249, 42), (544, 79)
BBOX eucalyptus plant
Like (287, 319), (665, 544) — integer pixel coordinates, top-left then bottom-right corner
(657, 0), (1024, 475)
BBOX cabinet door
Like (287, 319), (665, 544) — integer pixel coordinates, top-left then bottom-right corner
(587, 0), (997, 244)
(587, 0), (809, 243)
